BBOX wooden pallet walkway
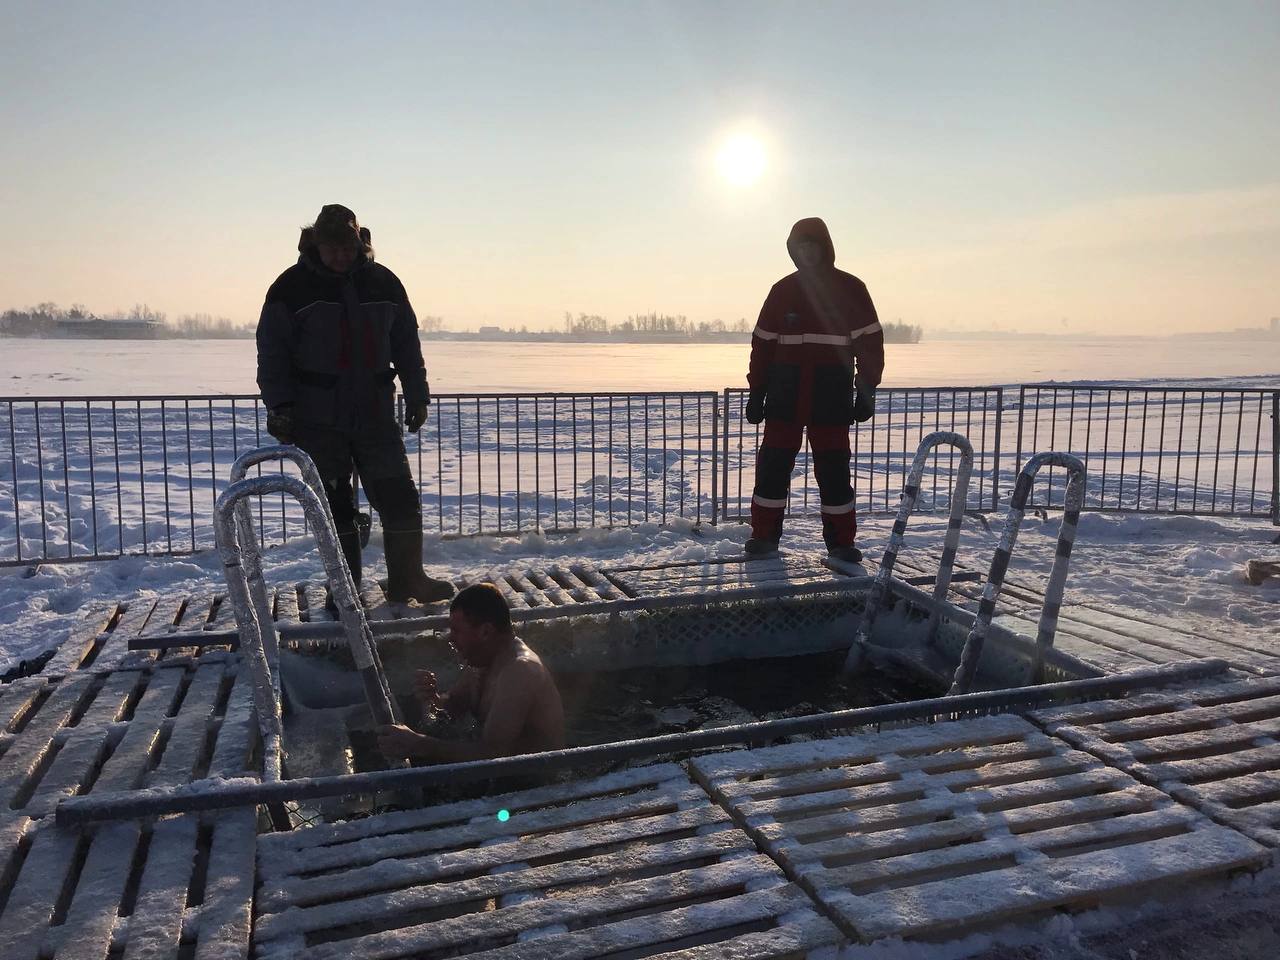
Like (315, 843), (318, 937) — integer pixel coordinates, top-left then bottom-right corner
(253, 762), (844, 960)
(886, 550), (1280, 677)
(1030, 674), (1280, 849)
(689, 713), (1268, 943)
(0, 653), (260, 959)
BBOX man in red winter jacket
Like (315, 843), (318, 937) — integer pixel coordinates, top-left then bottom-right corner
(744, 217), (885, 562)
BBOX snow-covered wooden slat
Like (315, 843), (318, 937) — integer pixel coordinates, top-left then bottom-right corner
(178, 593), (217, 632)
(0, 673), (99, 810)
(0, 652), (262, 960)
(147, 662), (228, 785)
(0, 825), (83, 959)
(570, 563), (627, 601)
(40, 603), (119, 676)
(87, 666), (188, 794)
(260, 804), (733, 916)
(504, 572), (555, 607)
(0, 676), (48, 731)
(526, 569), (574, 605)
(266, 780), (712, 879)
(205, 662), (259, 778)
(549, 564), (605, 602)
(256, 825), (749, 941)
(300, 582), (333, 623)
(826, 826), (1262, 942)
(19, 670), (142, 818)
(1033, 675), (1280, 847)
(274, 584), (301, 624)
(258, 761), (687, 858)
(91, 597), (161, 672)
(112, 662), (259, 960)
(691, 714), (1268, 943)
(255, 761), (836, 959)
(424, 887), (841, 960)
(359, 579), (394, 619)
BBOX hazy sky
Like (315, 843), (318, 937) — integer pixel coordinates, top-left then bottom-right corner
(2, 1), (1277, 333)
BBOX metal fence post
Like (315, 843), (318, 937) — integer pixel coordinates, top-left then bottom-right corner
(1272, 391), (1279, 526)
(992, 387), (1003, 511)
(721, 388), (732, 523)
(710, 391), (720, 526)
(1013, 385), (1026, 483)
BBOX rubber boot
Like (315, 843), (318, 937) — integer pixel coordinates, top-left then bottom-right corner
(383, 528), (455, 604)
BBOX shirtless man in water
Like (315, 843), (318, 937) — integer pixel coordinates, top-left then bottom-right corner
(376, 583), (565, 763)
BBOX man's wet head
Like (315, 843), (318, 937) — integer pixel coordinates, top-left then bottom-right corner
(447, 583), (514, 667)
(312, 204), (363, 274)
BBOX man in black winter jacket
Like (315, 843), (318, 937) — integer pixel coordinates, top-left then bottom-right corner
(256, 204), (453, 604)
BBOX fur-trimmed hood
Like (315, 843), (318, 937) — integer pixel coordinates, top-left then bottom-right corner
(297, 224), (375, 274)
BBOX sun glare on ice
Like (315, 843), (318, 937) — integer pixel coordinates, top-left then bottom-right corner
(715, 133), (766, 186)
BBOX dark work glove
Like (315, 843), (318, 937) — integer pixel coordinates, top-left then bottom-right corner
(744, 388), (767, 425)
(851, 383), (876, 423)
(266, 404), (295, 444)
(404, 401), (429, 433)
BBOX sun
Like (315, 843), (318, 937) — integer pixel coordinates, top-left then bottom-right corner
(715, 133), (767, 186)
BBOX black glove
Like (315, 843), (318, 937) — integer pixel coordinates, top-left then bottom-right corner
(266, 404), (295, 444)
(851, 383), (876, 423)
(404, 401), (429, 433)
(744, 388), (767, 425)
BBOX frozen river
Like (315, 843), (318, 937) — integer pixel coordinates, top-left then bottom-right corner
(2, 336), (1278, 396)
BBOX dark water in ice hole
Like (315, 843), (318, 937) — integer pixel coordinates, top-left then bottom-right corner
(344, 650), (934, 786)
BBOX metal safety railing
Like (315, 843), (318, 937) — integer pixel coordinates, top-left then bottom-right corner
(2, 384), (1277, 566)
(1015, 385), (1278, 519)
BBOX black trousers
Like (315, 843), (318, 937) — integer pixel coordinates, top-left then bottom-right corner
(292, 423), (422, 536)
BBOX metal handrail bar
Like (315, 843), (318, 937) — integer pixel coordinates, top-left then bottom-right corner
(948, 451), (1087, 695)
(843, 431), (973, 674)
(212, 474), (400, 772)
(55, 658), (1229, 825)
(224, 445), (339, 725)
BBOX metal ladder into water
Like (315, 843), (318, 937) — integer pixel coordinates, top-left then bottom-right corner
(212, 445), (404, 825)
(843, 433), (1087, 695)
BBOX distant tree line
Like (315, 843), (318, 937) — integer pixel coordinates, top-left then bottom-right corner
(2, 302), (922, 343)
(0, 302), (255, 339)
(561, 311), (922, 343)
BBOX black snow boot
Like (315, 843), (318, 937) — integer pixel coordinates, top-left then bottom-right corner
(383, 528), (455, 605)
(745, 537), (780, 557)
(826, 544), (864, 564)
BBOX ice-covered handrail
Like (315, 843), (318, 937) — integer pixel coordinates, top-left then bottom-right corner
(213, 472), (400, 784)
(948, 452), (1086, 696)
(843, 431), (973, 674)
(225, 445), (337, 722)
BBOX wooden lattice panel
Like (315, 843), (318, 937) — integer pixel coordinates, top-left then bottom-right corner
(690, 714), (1266, 943)
(0, 653), (260, 959)
(1031, 675), (1280, 847)
(254, 762), (844, 960)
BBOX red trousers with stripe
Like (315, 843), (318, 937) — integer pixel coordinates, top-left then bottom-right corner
(750, 420), (856, 547)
